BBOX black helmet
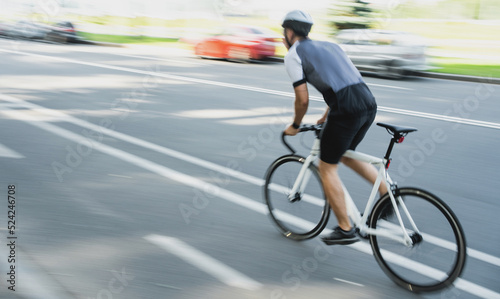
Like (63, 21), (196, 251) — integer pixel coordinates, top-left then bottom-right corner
(281, 10), (314, 37)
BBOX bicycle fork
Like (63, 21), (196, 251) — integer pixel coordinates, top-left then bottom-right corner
(387, 184), (423, 247)
(287, 138), (321, 202)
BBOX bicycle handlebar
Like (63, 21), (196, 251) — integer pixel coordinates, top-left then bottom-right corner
(281, 124), (323, 154)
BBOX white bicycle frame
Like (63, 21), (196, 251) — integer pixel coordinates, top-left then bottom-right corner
(288, 137), (421, 246)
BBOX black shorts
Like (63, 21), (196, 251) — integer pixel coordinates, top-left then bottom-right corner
(320, 109), (376, 164)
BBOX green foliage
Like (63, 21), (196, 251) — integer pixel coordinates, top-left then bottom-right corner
(386, 0), (500, 20)
(329, 0), (376, 32)
(432, 61), (500, 78)
(78, 32), (178, 44)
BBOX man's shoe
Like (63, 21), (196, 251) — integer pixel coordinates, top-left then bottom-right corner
(378, 203), (395, 220)
(321, 226), (359, 245)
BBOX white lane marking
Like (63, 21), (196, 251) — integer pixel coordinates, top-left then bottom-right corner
(107, 52), (206, 66)
(378, 106), (500, 130)
(0, 106), (497, 299)
(371, 245), (500, 299)
(1, 93), (499, 269)
(0, 241), (67, 299)
(0, 47), (296, 95)
(377, 247), (500, 299)
(0, 143), (24, 158)
(144, 234), (262, 291)
(0, 103), (27, 109)
(454, 279), (500, 299)
(108, 174), (133, 179)
(0, 93), (265, 187)
(93, 50), (411, 90)
(366, 83), (411, 90)
(0, 105), (270, 218)
(3, 47), (499, 130)
(3, 48), (500, 130)
(333, 278), (364, 287)
(380, 221), (500, 268)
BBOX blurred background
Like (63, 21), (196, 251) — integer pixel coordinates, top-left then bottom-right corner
(1, 1), (500, 299)
(1, 0), (499, 78)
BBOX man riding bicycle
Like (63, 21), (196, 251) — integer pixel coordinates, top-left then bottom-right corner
(281, 10), (387, 245)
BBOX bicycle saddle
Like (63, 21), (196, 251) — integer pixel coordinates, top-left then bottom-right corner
(377, 122), (417, 136)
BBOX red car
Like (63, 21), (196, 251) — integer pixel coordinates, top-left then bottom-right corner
(195, 25), (281, 61)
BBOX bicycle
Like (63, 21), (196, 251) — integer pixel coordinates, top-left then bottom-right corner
(263, 122), (467, 292)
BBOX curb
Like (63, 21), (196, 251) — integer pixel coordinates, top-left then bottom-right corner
(76, 39), (125, 48)
(81, 42), (499, 85)
(415, 71), (500, 85)
(268, 57), (499, 84)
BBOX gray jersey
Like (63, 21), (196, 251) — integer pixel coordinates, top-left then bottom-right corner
(285, 39), (377, 116)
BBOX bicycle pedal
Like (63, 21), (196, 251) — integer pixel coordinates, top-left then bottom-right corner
(289, 192), (301, 203)
(355, 227), (369, 240)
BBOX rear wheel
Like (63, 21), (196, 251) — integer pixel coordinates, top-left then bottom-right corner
(369, 188), (467, 292)
(264, 155), (330, 240)
(381, 60), (405, 79)
(46, 32), (67, 44)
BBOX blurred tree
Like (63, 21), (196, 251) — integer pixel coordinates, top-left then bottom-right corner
(329, 0), (376, 32)
(390, 0), (498, 20)
(473, 0), (482, 20)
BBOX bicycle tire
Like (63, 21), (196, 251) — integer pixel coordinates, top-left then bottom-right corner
(264, 155), (330, 240)
(369, 188), (467, 292)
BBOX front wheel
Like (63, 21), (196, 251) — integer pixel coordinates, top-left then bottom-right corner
(264, 155), (330, 240)
(369, 188), (467, 292)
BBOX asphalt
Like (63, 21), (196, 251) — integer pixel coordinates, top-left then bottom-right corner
(84, 39), (500, 85)
(4, 34), (498, 85)
(1, 38), (499, 299)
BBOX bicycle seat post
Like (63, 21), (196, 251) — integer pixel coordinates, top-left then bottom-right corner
(377, 122), (417, 169)
(384, 136), (397, 163)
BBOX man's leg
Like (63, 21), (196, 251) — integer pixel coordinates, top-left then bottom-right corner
(318, 160), (351, 231)
(340, 157), (388, 196)
(318, 159), (359, 245)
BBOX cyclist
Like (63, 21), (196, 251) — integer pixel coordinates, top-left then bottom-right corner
(281, 10), (387, 245)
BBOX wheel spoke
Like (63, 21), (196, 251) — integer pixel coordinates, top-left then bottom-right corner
(264, 156), (329, 240)
(369, 188), (466, 292)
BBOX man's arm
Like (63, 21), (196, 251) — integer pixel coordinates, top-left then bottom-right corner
(285, 83), (309, 136)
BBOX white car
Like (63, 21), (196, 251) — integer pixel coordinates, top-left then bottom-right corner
(336, 29), (431, 78)
(8, 20), (50, 40)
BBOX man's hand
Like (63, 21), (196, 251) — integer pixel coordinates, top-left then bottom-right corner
(317, 107), (329, 125)
(316, 115), (327, 125)
(284, 124), (300, 136)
